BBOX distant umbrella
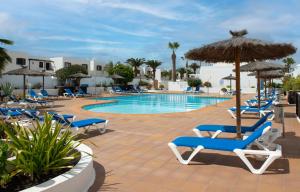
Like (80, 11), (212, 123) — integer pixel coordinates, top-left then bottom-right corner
(185, 29), (296, 138)
(3, 66), (53, 97)
(222, 74), (236, 92)
(249, 70), (285, 98)
(239, 62), (285, 108)
(110, 74), (124, 79)
(68, 72), (91, 79)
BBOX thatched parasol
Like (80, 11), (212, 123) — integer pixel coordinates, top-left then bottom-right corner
(68, 72), (91, 79)
(185, 29), (296, 137)
(248, 70), (284, 98)
(222, 74), (236, 92)
(239, 62), (285, 108)
(110, 74), (124, 79)
(3, 67), (53, 97)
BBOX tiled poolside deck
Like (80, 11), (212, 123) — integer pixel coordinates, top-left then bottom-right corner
(49, 94), (300, 192)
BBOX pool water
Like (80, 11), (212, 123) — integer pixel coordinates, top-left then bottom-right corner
(83, 94), (229, 114)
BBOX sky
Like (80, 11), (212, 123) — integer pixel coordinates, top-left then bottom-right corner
(0, 0), (300, 68)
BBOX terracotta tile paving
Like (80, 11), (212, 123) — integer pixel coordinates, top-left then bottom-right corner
(44, 93), (300, 192)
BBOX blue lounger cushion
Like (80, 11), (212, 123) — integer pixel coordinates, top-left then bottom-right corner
(195, 112), (272, 134)
(172, 121), (271, 151)
(70, 118), (106, 128)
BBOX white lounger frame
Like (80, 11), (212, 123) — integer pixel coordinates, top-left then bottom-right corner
(227, 108), (274, 120)
(168, 126), (282, 174)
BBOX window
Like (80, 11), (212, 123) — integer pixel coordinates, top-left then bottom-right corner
(82, 64), (88, 70)
(16, 58), (26, 65)
(96, 65), (102, 71)
(46, 62), (52, 70)
(64, 62), (71, 67)
(39, 62), (44, 68)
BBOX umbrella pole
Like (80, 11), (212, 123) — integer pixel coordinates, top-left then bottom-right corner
(230, 79), (232, 92)
(43, 76), (45, 90)
(23, 75), (26, 98)
(257, 71), (261, 109)
(234, 48), (241, 138)
(264, 79), (267, 99)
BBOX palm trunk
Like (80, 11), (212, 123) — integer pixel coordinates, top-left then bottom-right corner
(172, 51), (176, 82)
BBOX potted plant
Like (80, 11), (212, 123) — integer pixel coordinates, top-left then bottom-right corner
(203, 81), (212, 95)
(0, 114), (95, 191)
(284, 76), (300, 104)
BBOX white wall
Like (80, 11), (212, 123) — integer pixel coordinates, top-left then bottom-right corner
(195, 63), (257, 93)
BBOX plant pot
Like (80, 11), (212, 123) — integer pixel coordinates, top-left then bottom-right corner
(287, 91), (300, 104)
(21, 143), (95, 192)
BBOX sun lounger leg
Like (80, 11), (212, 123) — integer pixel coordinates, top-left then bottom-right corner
(234, 145), (282, 174)
(98, 120), (109, 134)
(168, 143), (204, 165)
(227, 109), (236, 119)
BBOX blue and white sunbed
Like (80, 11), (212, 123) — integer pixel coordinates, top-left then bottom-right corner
(64, 88), (83, 98)
(193, 112), (273, 138)
(194, 86), (201, 94)
(53, 114), (108, 134)
(0, 107), (23, 119)
(28, 89), (44, 99)
(185, 87), (192, 93)
(168, 122), (282, 174)
(24, 98), (52, 108)
(227, 100), (274, 119)
(40, 89), (58, 98)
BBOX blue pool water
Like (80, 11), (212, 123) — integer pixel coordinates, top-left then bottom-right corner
(83, 94), (229, 114)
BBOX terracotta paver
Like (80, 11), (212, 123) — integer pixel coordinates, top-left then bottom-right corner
(44, 93), (300, 192)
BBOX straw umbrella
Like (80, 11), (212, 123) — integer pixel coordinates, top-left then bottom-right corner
(248, 70), (284, 98)
(239, 62), (285, 109)
(3, 66), (52, 98)
(222, 74), (236, 92)
(185, 29), (296, 137)
(68, 72), (91, 91)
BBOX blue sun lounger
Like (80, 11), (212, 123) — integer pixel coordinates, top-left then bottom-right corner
(185, 87), (192, 93)
(0, 107), (23, 119)
(53, 114), (108, 134)
(193, 112), (273, 138)
(40, 89), (58, 98)
(64, 88), (83, 98)
(28, 89), (44, 99)
(168, 122), (282, 174)
(227, 100), (274, 119)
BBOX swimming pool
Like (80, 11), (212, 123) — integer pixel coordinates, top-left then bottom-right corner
(83, 94), (229, 114)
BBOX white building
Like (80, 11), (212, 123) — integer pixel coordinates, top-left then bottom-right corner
(0, 51), (110, 89)
(168, 63), (258, 93)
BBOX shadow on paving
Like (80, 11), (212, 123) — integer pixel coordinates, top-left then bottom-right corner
(277, 132), (300, 159)
(89, 162), (120, 192)
(77, 129), (115, 140)
(181, 151), (290, 174)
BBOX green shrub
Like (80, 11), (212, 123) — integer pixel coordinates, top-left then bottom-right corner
(4, 114), (80, 182)
(0, 82), (14, 97)
(139, 80), (150, 86)
(112, 64), (134, 85)
(187, 78), (202, 87)
(283, 76), (300, 91)
(55, 65), (88, 83)
(0, 139), (12, 188)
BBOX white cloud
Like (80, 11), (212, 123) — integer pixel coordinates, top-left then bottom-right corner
(38, 35), (121, 45)
(100, 24), (158, 37)
(96, 0), (182, 20)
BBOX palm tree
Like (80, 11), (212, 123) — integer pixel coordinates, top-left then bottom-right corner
(126, 58), (145, 77)
(168, 42), (180, 82)
(189, 62), (200, 74)
(146, 60), (162, 81)
(177, 67), (186, 80)
(0, 38), (13, 74)
(161, 70), (170, 80)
